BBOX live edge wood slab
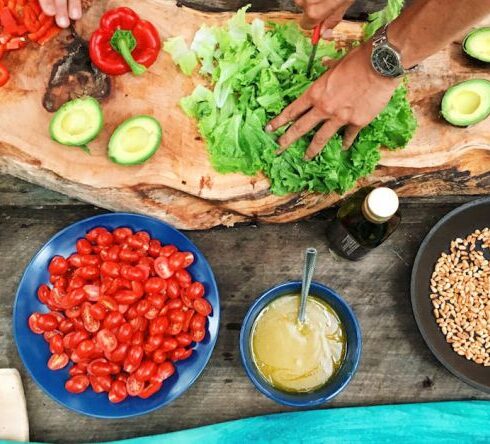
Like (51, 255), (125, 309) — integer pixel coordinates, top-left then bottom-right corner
(0, 0), (489, 229)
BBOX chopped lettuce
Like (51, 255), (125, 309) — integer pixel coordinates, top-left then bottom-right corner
(163, 36), (198, 76)
(363, 0), (405, 39)
(168, 6), (416, 195)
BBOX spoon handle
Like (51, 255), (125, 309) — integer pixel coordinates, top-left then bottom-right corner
(298, 247), (317, 324)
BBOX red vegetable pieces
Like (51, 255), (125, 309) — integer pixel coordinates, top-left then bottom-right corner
(28, 226), (209, 403)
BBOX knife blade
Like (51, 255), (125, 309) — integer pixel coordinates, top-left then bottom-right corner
(306, 24), (322, 78)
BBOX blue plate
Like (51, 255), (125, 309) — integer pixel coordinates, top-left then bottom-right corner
(13, 213), (220, 418)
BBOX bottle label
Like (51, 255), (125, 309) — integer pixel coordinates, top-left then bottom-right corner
(326, 219), (372, 261)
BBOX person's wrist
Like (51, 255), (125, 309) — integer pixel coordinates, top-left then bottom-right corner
(358, 42), (401, 87)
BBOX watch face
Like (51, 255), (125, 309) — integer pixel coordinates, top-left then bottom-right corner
(372, 46), (401, 77)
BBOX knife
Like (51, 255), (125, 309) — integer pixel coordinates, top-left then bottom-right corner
(306, 24), (322, 78)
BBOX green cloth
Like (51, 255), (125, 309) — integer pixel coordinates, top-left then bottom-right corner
(108, 401), (490, 443)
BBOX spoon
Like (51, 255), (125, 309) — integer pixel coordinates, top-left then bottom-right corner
(297, 247), (317, 325)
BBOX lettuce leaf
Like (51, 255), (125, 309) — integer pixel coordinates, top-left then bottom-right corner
(363, 0), (405, 39)
(163, 36), (198, 76)
(168, 6), (416, 195)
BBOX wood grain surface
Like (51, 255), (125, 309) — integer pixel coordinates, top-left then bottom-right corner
(0, 0), (488, 229)
(1, 174), (490, 443)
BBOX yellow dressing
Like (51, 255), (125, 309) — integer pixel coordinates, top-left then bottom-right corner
(251, 295), (345, 393)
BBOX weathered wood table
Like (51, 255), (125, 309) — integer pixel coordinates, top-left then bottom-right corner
(1, 1), (489, 443)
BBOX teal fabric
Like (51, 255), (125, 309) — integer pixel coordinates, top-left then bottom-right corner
(107, 401), (490, 443)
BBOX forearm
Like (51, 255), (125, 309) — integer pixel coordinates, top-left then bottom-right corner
(388, 0), (490, 68)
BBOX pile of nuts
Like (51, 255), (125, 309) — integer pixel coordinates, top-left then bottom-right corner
(430, 228), (490, 366)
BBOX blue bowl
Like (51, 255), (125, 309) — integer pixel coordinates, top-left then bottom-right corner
(13, 213), (220, 418)
(240, 281), (361, 407)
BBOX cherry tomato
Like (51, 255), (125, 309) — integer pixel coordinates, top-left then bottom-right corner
(160, 245), (177, 257)
(76, 239), (92, 255)
(65, 305), (81, 319)
(193, 298), (212, 316)
(182, 252), (194, 268)
(166, 299), (183, 311)
(113, 227), (132, 243)
(68, 254), (83, 268)
(181, 291), (193, 309)
(170, 347), (193, 361)
(136, 299), (151, 316)
(126, 375), (145, 396)
(90, 374), (112, 393)
(150, 317), (169, 336)
(28, 313), (44, 334)
(166, 278), (180, 299)
(161, 337), (178, 352)
(65, 375), (90, 394)
(131, 280), (145, 298)
(144, 277), (166, 294)
(109, 343), (129, 363)
(114, 289), (139, 305)
(99, 295), (118, 311)
(175, 269), (192, 288)
(166, 322), (183, 336)
(76, 339), (96, 359)
(49, 334), (65, 354)
(190, 314), (206, 331)
(38, 313), (58, 332)
(138, 382), (162, 399)
(82, 303), (100, 333)
(123, 345), (144, 373)
(87, 358), (112, 376)
(101, 261), (120, 278)
(48, 353), (69, 370)
(69, 363), (88, 376)
(134, 360), (157, 382)
(49, 256), (69, 276)
(148, 240), (161, 257)
(83, 285), (100, 302)
(188, 282), (205, 299)
(147, 293), (166, 310)
(144, 335), (163, 353)
(131, 330), (145, 346)
(144, 306), (160, 320)
(59, 319), (75, 334)
(119, 249), (139, 263)
(168, 252), (186, 271)
(176, 332), (193, 347)
(66, 289), (86, 308)
(154, 257), (174, 279)
(103, 311), (124, 330)
(182, 309), (195, 332)
(97, 231), (113, 247)
(169, 309), (185, 324)
(96, 328), (118, 352)
(152, 348), (167, 364)
(108, 380), (128, 403)
(90, 303), (107, 321)
(116, 323), (133, 343)
(192, 328), (206, 343)
(151, 361), (175, 383)
(37, 285), (50, 304)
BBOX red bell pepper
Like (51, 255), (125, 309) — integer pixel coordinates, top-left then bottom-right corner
(0, 62), (9, 86)
(89, 7), (161, 76)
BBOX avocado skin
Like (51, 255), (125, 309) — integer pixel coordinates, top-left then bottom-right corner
(108, 115), (162, 166)
(440, 79), (490, 127)
(462, 27), (490, 64)
(50, 96), (103, 147)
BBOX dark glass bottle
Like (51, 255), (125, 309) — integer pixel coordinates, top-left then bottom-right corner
(326, 187), (401, 261)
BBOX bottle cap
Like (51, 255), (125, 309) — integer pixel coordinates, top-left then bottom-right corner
(363, 187), (399, 223)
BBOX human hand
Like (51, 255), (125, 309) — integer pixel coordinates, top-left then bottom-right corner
(266, 44), (400, 160)
(295, 0), (354, 37)
(39, 0), (82, 28)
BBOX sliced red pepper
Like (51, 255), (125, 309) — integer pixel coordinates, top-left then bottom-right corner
(0, 33), (11, 44)
(23, 5), (40, 32)
(0, 62), (9, 86)
(29, 0), (40, 15)
(89, 7), (161, 76)
(0, 43), (5, 58)
(36, 25), (60, 45)
(27, 15), (53, 41)
(1, 7), (19, 34)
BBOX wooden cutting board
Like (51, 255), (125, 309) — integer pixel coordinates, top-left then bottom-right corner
(0, 0), (489, 229)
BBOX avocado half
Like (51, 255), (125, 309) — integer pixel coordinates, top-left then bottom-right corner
(463, 27), (490, 63)
(108, 115), (162, 165)
(50, 97), (103, 147)
(441, 79), (490, 127)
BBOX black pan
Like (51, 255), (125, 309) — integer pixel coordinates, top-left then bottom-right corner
(411, 197), (490, 393)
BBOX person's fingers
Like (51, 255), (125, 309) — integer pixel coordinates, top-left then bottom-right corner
(68, 0), (82, 20)
(54, 0), (70, 27)
(300, 14), (322, 30)
(266, 95), (311, 133)
(276, 110), (324, 154)
(305, 119), (342, 160)
(342, 124), (362, 150)
(39, 0), (56, 15)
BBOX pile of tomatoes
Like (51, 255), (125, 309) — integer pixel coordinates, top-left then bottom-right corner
(28, 226), (212, 403)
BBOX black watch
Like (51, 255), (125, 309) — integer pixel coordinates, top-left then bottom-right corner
(371, 25), (417, 78)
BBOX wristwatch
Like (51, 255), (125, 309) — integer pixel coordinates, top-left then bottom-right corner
(371, 25), (417, 78)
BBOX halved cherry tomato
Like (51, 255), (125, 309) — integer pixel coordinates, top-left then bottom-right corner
(168, 252), (185, 271)
(193, 298), (212, 316)
(160, 245), (177, 257)
(134, 360), (157, 382)
(154, 257), (174, 279)
(113, 227), (132, 243)
(90, 303), (107, 321)
(161, 337), (178, 352)
(108, 380), (127, 403)
(37, 284), (50, 304)
(175, 269), (192, 288)
(190, 313), (206, 331)
(144, 277), (166, 294)
(152, 348), (167, 364)
(151, 361), (175, 383)
(182, 252), (194, 268)
(49, 334), (65, 354)
(96, 328), (118, 353)
(166, 278), (180, 299)
(138, 382), (162, 399)
(83, 285), (100, 302)
(89, 374), (112, 393)
(65, 375), (90, 394)
(123, 345), (144, 373)
(28, 313), (43, 334)
(176, 332), (193, 347)
(88, 358), (112, 376)
(76, 239), (92, 255)
(49, 256), (68, 276)
(188, 282), (205, 299)
(103, 311), (124, 330)
(82, 302), (100, 333)
(116, 323), (133, 343)
(37, 313), (58, 332)
(170, 347), (192, 361)
(48, 352), (69, 370)
(126, 374), (145, 396)
(76, 339), (96, 359)
(192, 328), (206, 343)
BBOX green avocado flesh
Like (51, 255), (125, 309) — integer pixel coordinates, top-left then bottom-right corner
(108, 116), (162, 165)
(441, 79), (490, 127)
(463, 27), (490, 63)
(50, 97), (103, 146)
